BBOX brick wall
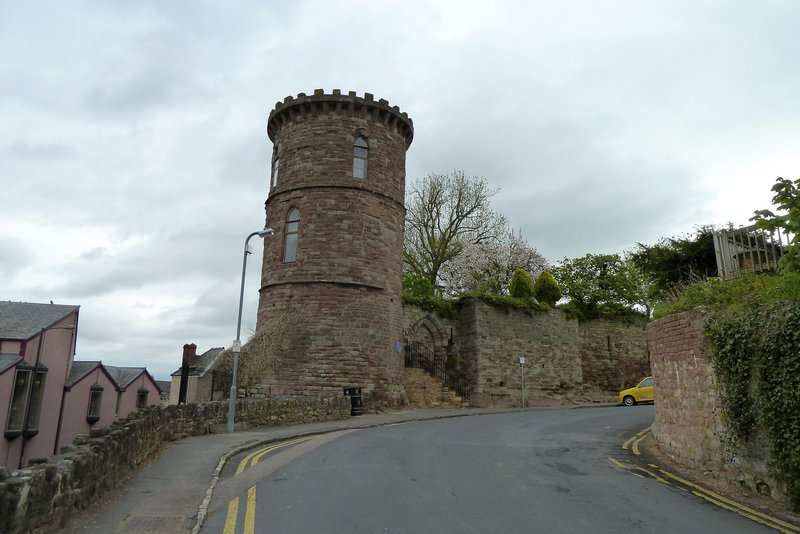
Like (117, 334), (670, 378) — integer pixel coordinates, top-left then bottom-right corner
(649, 309), (783, 502)
(648, 309), (724, 469)
(0, 396), (350, 534)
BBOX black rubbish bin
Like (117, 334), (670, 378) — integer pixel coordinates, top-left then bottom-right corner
(343, 386), (363, 416)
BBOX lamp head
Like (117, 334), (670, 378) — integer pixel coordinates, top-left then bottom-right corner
(258, 228), (274, 238)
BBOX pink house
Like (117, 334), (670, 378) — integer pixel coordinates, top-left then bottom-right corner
(57, 363), (161, 452)
(58, 362), (118, 452)
(1, 302), (162, 469)
(103, 365), (161, 420)
(1, 301), (79, 469)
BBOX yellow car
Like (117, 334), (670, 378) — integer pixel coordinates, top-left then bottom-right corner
(618, 376), (654, 406)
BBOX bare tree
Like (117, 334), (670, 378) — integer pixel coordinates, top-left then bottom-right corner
(404, 170), (507, 289)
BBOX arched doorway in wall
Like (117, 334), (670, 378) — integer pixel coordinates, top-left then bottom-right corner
(408, 314), (448, 356)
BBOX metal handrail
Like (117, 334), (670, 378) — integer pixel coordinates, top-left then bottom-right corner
(404, 341), (471, 400)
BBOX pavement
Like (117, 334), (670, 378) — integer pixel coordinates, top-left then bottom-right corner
(56, 407), (520, 534)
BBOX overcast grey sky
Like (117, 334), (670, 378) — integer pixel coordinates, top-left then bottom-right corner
(2, 1), (798, 380)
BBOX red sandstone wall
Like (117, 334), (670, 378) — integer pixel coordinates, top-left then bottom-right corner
(403, 302), (650, 408)
(648, 309), (726, 471)
(579, 320), (651, 394)
(459, 302), (584, 407)
(649, 309), (781, 500)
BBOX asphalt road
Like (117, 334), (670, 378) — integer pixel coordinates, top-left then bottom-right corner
(203, 405), (779, 534)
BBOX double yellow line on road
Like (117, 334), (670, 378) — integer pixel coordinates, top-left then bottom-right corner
(223, 436), (319, 534)
(621, 426), (650, 456)
(612, 427), (800, 534)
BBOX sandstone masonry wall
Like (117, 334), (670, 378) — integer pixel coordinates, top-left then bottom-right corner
(403, 301), (650, 408)
(648, 309), (783, 502)
(578, 319), (651, 395)
(460, 303), (584, 407)
(0, 396), (349, 534)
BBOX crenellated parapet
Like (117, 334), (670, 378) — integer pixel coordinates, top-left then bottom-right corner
(267, 89), (414, 149)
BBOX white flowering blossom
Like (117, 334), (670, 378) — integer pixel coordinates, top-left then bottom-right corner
(439, 230), (549, 296)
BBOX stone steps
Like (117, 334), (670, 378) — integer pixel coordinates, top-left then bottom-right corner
(404, 367), (467, 409)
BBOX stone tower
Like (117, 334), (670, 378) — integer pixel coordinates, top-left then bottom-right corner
(257, 89), (414, 408)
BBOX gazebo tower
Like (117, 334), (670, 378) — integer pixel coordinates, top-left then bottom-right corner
(257, 89), (413, 408)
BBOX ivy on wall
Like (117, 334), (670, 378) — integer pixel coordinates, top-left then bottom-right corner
(702, 280), (800, 510)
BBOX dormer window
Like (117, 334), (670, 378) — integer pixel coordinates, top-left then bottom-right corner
(353, 137), (368, 179)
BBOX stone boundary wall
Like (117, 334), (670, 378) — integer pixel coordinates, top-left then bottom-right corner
(648, 309), (783, 502)
(403, 301), (651, 408)
(0, 396), (350, 534)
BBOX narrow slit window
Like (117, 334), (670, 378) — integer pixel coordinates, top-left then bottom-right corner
(353, 137), (368, 179)
(27, 369), (47, 433)
(271, 155), (279, 188)
(284, 208), (300, 263)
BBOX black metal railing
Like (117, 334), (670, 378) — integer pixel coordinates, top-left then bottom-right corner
(404, 341), (472, 400)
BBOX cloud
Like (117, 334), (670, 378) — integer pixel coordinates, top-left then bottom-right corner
(2, 0), (800, 380)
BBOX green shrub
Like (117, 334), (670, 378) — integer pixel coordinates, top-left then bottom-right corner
(653, 272), (800, 319)
(458, 292), (549, 314)
(509, 268), (534, 299)
(557, 300), (648, 322)
(533, 270), (561, 307)
(402, 272), (434, 298)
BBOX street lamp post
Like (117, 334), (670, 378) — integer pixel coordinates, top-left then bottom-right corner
(227, 228), (274, 434)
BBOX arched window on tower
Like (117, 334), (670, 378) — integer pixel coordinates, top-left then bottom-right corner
(353, 137), (368, 179)
(284, 208), (300, 262)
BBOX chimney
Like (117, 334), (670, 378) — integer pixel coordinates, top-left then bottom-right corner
(182, 343), (197, 367)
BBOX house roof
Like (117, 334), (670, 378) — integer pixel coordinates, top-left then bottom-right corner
(104, 365), (161, 394)
(170, 347), (226, 377)
(104, 365), (146, 389)
(0, 353), (22, 375)
(65, 361), (103, 387)
(0, 301), (79, 340)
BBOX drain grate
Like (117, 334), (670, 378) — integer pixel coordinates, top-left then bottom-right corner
(118, 514), (184, 533)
